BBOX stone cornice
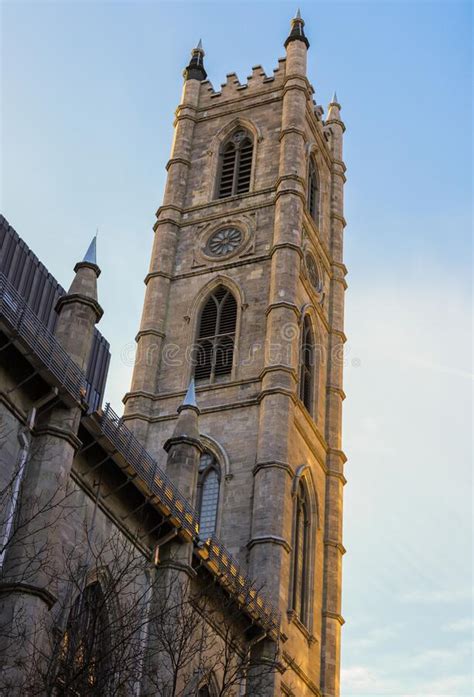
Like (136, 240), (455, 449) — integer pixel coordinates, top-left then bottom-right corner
(123, 396), (261, 424)
(331, 260), (348, 276)
(173, 113), (198, 126)
(274, 187), (306, 206)
(276, 173), (306, 190)
(330, 328), (347, 343)
(279, 126), (307, 142)
(156, 559), (197, 580)
(327, 447), (347, 465)
(282, 82), (312, 101)
(265, 300), (301, 318)
(326, 469), (347, 485)
(324, 538), (346, 555)
(0, 582), (57, 609)
(270, 241), (303, 258)
(253, 460), (294, 478)
(135, 328), (166, 342)
(123, 378), (261, 408)
(197, 91), (283, 118)
(326, 118), (346, 133)
(154, 217), (182, 228)
(55, 293), (103, 322)
(163, 435), (204, 454)
(34, 423), (82, 451)
(247, 535), (291, 554)
(172, 254), (271, 281)
(260, 364), (298, 383)
(257, 386), (295, 403)
(144, 271), (173, 284)
(177, 188), (276, 222)
(165, 157), (191, 170)
(326, 384), (346, 401)
(330, 211), (347, 228)
(322, 609), (345, 626)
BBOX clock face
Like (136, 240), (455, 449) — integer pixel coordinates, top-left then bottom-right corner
(305, 252), (322, 292)
(206, 227), (243, 257)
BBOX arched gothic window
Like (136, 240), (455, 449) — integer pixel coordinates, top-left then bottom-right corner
(299, 316), (315, 414)
(307, 158), (319, 221)
(217, 129), (253, 198)
(292, 480), (310, 622)
(197, 452), (220, 539)
(194, 286), (237, 383)
(56, 581), (110, 695)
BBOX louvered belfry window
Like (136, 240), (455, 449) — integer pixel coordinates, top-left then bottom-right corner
(195, 286), (237, 382)
(293, 480), (310, 622)
(218, 130), (253, 198)
(307, 159), (319, 221)
(299, 316), (315, 414)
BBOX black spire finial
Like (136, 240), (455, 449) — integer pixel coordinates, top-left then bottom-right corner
(284, 9), (310, 49)
(183, 40), (207, 82)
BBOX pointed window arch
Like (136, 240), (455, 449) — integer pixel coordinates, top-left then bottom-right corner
(292, 479), (311, 623)
(56, 581), (111, 695)
(217, 129), (253, 198)
(194, 286), (237, 383)
(307, 158), (319, 221)
(299, 316), (315, 414)
(198, 686), (212, 697)
(197, 452), (220, 539)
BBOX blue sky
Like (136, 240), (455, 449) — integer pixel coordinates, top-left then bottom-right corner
(1, 1), (472, 694)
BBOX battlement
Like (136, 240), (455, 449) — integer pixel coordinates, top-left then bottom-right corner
(199, 58), (286, 106)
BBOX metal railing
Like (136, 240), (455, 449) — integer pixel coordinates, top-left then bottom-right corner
(198, 535), (281, 636)
(100, 404), (280, 636)
(0, 272), (87, 403)
(101, 403), (200, 539)
(0, 271), (280, 637)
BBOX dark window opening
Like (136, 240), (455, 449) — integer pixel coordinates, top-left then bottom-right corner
(299, 317), (315, 414)
(292, 481), (310, 623)
(217, 130), (253, 199)
(195, 286), (237, 383)
(55, 582), (110, 696)
(197, 452), (220, 539)
(307, 159), (319, 221)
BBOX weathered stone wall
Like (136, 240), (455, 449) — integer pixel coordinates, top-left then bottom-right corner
(123, 24), (347, 695)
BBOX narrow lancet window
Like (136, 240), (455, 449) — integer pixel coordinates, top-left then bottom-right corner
(195, 286), (237, 383)
(299, 316), (315, 414)
(197, 452), (220, 539)
(217, 130), (253, 198)
(292, 480), (310, 622)
(307, 158), (319, 221)
(56, 582), (110, 695)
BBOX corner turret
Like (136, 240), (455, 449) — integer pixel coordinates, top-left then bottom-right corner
(284, 9), (310, 49)
(183, 40), (207, 82)
(55, 235), (103, 372)
(164, 380), (203, 505)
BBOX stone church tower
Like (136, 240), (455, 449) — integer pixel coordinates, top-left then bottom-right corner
(124, 11), (347, 696)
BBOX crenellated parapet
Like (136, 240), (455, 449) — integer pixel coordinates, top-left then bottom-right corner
(198, 58), (287, 106)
